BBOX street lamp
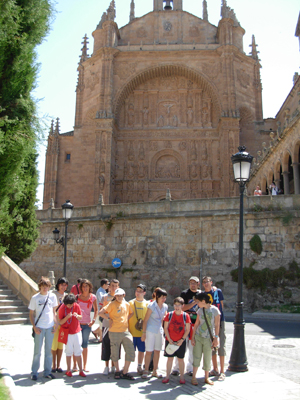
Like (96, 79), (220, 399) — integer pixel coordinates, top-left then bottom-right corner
(228, 146), (253, 372)
(52, 200), (74, 277)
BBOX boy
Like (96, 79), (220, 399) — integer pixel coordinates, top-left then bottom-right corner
(99, 288), (135, 380)
(29, 277), (58, 380)
(58, 293), (86, 377)
(191, 292), (220, 386)
(202, 276), (226, 380)
(162, 297), (191, 384)
(128, 284), (148, 374)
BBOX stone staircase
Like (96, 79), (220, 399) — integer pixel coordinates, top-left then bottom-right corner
(0, 280), (30, 325)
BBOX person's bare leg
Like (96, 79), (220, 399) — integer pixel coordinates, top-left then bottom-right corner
(138, 351), (144, 365)
(113, 360), (120, 372)
(152, 350), (160, 375)
(123, 360), (131, 375)
(82, 348), (88, 370)
(57, 349), (63, 369)
(192, 366), (198, 379)
(220, 355), (225, 373)
(144, 351), (152, 371)
(205, 370), (214, 385)
(178, 358), (184, 380)
(66, 356), (72, 372)
(76, 355), (83, 372)
(72, 355), (77, 370)
(166, 357), (173, 379)
(212, 354), (219, 373)
(51, 350), (57, 370)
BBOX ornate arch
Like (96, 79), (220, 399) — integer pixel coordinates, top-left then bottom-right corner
(292, 139), (300, 163)
(113, 63), (222, 122)
(282, 149), (292, 172)
(150, 149), (186, 180)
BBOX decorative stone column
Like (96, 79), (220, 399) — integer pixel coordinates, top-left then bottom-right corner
(282, 171), (290, 195)
(292, 162), (300, 194)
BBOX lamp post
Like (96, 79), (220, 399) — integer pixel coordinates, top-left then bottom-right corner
(52, 200), (74, 277)
(228, 146), (253, 372)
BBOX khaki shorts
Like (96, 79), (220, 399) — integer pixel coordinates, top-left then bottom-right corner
(109, 331), (135, 362)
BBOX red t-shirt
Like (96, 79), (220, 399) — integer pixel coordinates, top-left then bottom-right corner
(70, 284), (81, 295)
(164, 311), (191, 342)
(58, 303), (82, 334)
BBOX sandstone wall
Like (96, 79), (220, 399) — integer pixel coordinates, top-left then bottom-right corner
(21, 195), (300, 309)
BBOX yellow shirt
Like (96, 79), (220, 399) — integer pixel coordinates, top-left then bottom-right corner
(128, 299), (148, 337)
(103, 300), (133, 332)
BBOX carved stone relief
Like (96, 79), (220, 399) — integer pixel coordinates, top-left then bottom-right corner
(155, 155), (180, 179)
(136, 27), (147, 38)
(237, 69), (250, 89)
(114, 62), (137, 80)
(119, 76), (214, 129)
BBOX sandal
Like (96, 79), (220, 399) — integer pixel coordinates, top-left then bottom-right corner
(141, 371), (149, 379)
(152, 371), (162, 378)
(114, 371), (121, 379)
(56, 368), (63, 373)
(205, 378), (214, 385)
(191, 377), (198, 386)
(218, 373), (226, 381)
(179, 379), (186, 384)
(121, 373), (135, 380)
(209, 369), (220, 377)
(162, 377), (169, 383)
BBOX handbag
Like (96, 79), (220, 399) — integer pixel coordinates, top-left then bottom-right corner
(202, 308), (218, 352)
(134, 302), (143, 331)
(58, 326), (69, 344)
(32, 293), (49, 338)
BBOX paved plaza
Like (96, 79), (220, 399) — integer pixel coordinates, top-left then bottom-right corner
(1, 314), (299, 400)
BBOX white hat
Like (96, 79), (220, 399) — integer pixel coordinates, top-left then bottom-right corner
(114, 288), (125, 296)
(165, 343), (179, 355)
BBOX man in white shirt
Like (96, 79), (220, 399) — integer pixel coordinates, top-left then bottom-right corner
(29, 276), (58, 380)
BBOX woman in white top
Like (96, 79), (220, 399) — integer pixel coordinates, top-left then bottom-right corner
(141, 288), (168, 379)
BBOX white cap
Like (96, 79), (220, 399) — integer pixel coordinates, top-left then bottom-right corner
(114, 288), (125, 296)
(165, 343), (179, 355)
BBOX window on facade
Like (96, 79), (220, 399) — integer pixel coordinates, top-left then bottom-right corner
(66, 153), (71, 161)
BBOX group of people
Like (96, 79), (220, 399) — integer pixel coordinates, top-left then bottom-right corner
(29, 274), (226, 386)
(254, 182), (283, 196)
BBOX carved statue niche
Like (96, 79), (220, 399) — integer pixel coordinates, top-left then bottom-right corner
(187, 107), (194, 126)
(172, 114), (178, 127)
(190, 141), (197, 161)
(157, 115), (164, 127)
(99, 175), (105, 190)
(202, 164), (212, 179)
(142, 107), (149, 126)
(190, 163), (199, 179)
(138, 142), (145, 160)
(128, 141), (135, 161)
(138, 162), (147, 179)
(127, 103), (135, 127)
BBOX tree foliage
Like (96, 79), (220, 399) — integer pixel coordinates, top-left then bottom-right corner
(0, 0), (53, 261)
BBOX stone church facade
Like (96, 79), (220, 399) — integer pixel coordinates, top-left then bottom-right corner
(43, 0), (275, 209)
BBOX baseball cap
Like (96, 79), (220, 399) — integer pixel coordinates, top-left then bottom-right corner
(189, 276), (199, 283)
(165, 343), (179, 355)
(137, 283), (147, 292)
(114, 288), (125, 296)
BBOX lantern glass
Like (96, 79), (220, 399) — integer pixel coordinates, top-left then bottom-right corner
(62, 200), (74, 220)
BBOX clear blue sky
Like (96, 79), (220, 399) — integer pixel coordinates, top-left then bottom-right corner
(34, 0), (300, 208)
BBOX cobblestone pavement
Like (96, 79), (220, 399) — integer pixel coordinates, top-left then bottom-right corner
(0, 323), (299, 400)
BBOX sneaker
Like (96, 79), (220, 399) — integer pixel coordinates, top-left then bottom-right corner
(137, 366), (143, 375)
(171, 370), (179, 376)
(110, 366), (116, 374)
(31, 374), (38, 381)
(65, 371), (73, 377)
(45, 373), (56, 379)
(187, 371), (193, 376)
(79, 371), (86, 377)
(103, 367), (109, 375)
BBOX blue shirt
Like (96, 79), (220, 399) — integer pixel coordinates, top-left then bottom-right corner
(146, 301), (168, 334)
(206, 289), (225, 322)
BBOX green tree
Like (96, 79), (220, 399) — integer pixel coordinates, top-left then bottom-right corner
(0, 0), (53, 261)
